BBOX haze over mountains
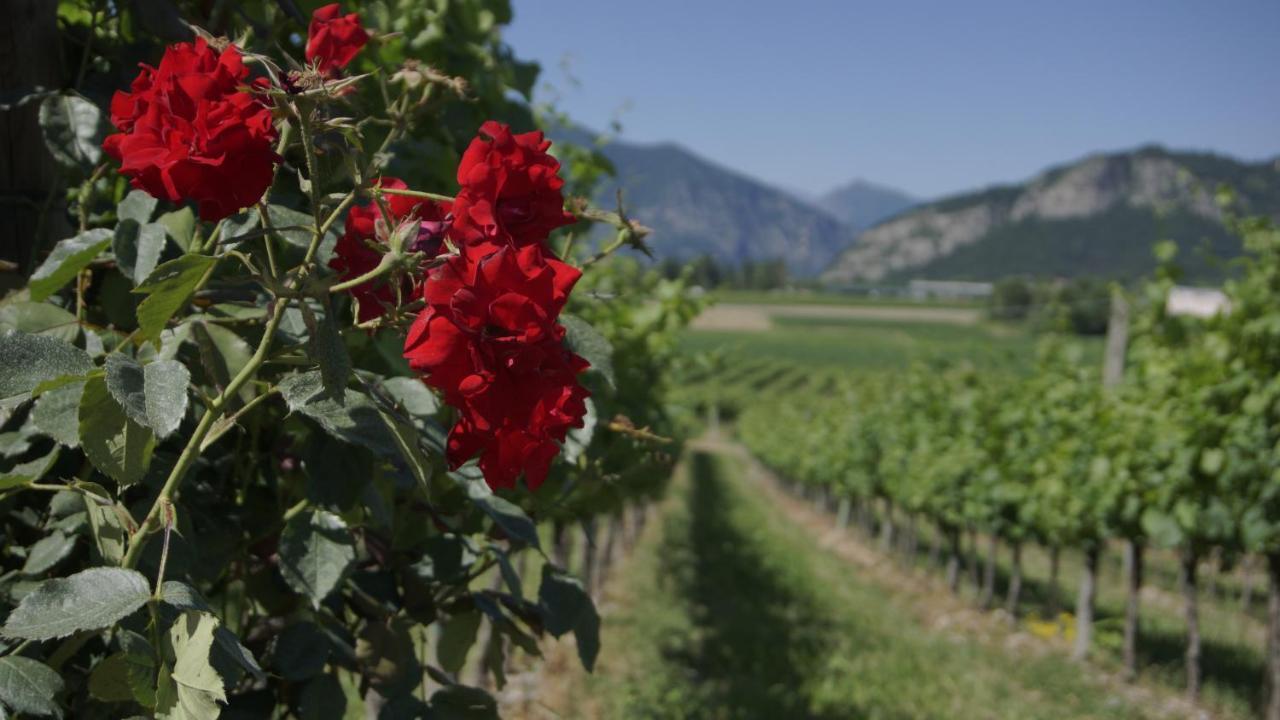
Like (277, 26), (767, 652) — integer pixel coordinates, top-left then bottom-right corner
(568, 128), (1279, 283)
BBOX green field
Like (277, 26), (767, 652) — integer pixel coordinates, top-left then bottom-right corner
(561, 447), (1181, 719)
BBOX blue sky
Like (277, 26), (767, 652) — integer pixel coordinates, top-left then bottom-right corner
(506, 0), (1280, 199)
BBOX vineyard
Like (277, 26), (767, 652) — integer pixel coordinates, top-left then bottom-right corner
(1, 1), (1277, 719)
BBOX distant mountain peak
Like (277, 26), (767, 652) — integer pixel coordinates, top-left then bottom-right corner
(821, 147), (1280, 285)
(815, 180), (918, 232)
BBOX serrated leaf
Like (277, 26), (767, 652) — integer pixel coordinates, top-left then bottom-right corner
(133, 255), (217, 344)
(81, 482), (129, 565)
(560, 314), (615, 389)
(88, 654), (135, 703)
(21, 531), (76, 576)
(157, 208), (196, 252)
(278, 511), (355, 609)
(31, 380), (84, 447)
(562, 396), (597, 465)
(28, 229), (112, 301)
(79, 375), (155, 486)
(0, 332), (91, 409)
(1, 567), (151, 640)
(114, 221), (167, 284)
(0, 656), (64, 718)
(117, 191), (158, 225)
(39, 92), (101, 171)
(538, 565), (600, 672)
(278, 372), (401, 457)
(104, 355), (189, 438)
(0, 449), (59, 491)
(458, 473), (540, 550)
(160, 582), (264, 680)
(168, 611), (227, 718)
(437, 611), (481, 674)
(0, 302), (78, 343)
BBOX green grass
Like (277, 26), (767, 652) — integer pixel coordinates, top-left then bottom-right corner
(681, 318), (1051, 372)
(582, 450), (1172, 719)
(713, 289), (979, 308)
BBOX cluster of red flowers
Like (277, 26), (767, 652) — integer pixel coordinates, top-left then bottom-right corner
(397, 122), (588, 491)
(103, 5), (588, 491)
(102, 39), (279, 222)
(103, 4), (369, 221)
(331, 124), (587, 489)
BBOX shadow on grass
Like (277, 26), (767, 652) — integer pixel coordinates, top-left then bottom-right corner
(653, 451), (841, 719)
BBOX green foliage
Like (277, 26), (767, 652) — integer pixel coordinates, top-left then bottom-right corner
(0, 2), (699, 718)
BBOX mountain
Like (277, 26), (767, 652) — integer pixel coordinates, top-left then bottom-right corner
(561, 129), (856, 276)
(821, 147), (1280, 285)
(815, 179), (918, 232)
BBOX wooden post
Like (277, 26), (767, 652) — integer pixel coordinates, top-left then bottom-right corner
(1103, 289), (1130, 390)
(1073, 544), (1100, 661)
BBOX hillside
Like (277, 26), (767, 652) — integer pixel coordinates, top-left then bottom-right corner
(558, 129), (856, 276)
(821, 147), (1280, 284)
(816, 179), (918, 232)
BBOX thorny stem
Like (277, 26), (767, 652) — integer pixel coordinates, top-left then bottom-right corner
(376, 186), (454, 204)
(152, 501), (175, 599)
(121, 298), (292, 570)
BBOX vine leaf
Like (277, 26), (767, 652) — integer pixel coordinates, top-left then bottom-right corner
(1, 567), (151, 641)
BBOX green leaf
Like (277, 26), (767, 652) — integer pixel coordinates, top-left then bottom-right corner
(133, 255), (217, 344)
(104, 355), (190, 438)
(278, 510), (355, 609)
(459, 473), (540, 550)
(0, 449), (60, 491)
(167, 611), (227, 718)
(379, 376), (439, 418)
(1, 567), (151, 640)
(79, 375), (155, 486)
(560, 314), (615, 389)
(117, 190), (158, 225)
(278, 372), (401, 457)
(160, 582), (264, 680)
(0, 302), (78, 343)
(303, 302), (351, 401)
(116, 630), (157, 709)
(437, 611), (481, 674)
(0, 332), (91, 408)
(113, 221), (168, 284)
(28, 229), (112, 301)
(157, 208), (196, 252)
(562, 396), (597, 464)
(192, 321), (253, 403)
(303, 434), (371, 511)
(31, 381), (84, 447)
(271, 622), (329, 681)
(21, 531), (76, 576)
(81, 482), (130, 565)
(298, 674), (346, 720)
(538, 565), (600, 672)
(0, 656), (64, 718)
(38, 92), (102, 171)
(88, 654), (136, 703)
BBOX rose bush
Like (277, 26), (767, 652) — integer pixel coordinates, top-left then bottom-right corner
(0, 2), (695, 718)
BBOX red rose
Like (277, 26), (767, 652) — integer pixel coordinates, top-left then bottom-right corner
(306, 4), (369, 75)
(330, 177), (451, 323)
(450, 121), (576, 252)
(103, 39), (279, 221)
(403, 244), (589, 490)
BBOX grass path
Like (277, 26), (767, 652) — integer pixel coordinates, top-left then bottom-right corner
(529, 439), (1235, 719)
